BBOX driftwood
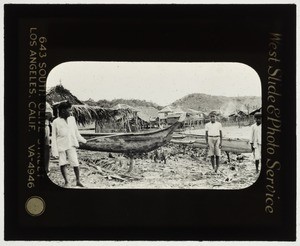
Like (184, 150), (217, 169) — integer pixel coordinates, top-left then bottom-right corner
(86, 162), (127, 181)
(85, 160), (141, 181)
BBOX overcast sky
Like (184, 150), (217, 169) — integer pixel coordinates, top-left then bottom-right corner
(47, 62), (261, 106)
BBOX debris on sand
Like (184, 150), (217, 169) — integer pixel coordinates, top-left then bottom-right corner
(48, 143), (259, 189)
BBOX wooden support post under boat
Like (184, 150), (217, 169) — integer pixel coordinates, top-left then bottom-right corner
(225, 151), (230, 163)
(127, 152), (134, 173)
(128, 158), (134, 173)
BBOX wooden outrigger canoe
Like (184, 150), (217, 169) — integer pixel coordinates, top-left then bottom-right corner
(171, 133), (252, 154)
(80, 115), (185, 153)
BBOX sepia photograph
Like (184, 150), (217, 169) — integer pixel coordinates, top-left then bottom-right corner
(4, 3), (296, 241)
(46, 62), (261, 189)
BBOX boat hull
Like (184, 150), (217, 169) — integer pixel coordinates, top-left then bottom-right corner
(171, 134), (252, 154)
(80, 120), (183, 153)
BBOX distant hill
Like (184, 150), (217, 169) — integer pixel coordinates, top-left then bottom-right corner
(83, 98), (163, 110)
(48, 85), (261, 116)
(84, 93), (261, 116)
(171, 93), (261, 115)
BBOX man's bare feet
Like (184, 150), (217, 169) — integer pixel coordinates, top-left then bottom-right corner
(76, 181), (84, 187)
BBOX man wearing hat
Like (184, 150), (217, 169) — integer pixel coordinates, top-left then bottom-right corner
(250, 112), (262, 173)
(205, 112), (223, 172)
(51, 101), (87, 187)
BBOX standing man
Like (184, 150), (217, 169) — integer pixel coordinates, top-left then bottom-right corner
(51, 101), (87, 187)
(45, 102), (53, 174)
(205, 112), (223, 172)
(250, 112), (262, 173)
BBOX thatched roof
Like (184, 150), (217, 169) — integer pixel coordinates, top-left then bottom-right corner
(150, 117), (158, 122)
(158, 106), (173, 113)
(71, 105), (119, 126)
(136, 112), (148, 122)
(136, 106), (159, 123)
(172, 106), (185, 114)
(185, 108), (201, 115)
(189, 114), (203, 121)
(249, 107), (262, 115)
(209, 110), (222, 116)
(46, 85), (134, 126)
(228, 110), (249, 118)
(159, 105), (198, 115)
(46, 85), (84, 105)
(167, 113), (181, 119)
(72, 105), (134, 126)
(112, 104), (139, 112)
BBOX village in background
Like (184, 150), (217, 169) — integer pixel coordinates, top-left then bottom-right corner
(46, 85), (261, 134)
(46, 84), (262, 189)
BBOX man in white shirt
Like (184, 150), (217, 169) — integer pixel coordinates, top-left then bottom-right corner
(205, 113), (222, 172)
(45, 102), (53, 174)
(52, 101), (87, 187)
(250, 112), (262, 173)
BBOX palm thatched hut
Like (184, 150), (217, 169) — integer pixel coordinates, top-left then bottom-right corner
(95, 105), (134, 133)
(136, 106), (159, 129)
(185, 108), (204, 128)
(72, 105), (121, 127)
(46, 85), (134, 131)
(249, 107), (262, 124)
(107, 104), (138, 133)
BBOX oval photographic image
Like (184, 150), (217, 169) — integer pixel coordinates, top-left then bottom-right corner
(46, 62), (261, 190)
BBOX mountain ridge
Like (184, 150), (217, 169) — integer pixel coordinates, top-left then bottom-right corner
(171, 93), (261, 115)
(83, 93), (261, 115)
